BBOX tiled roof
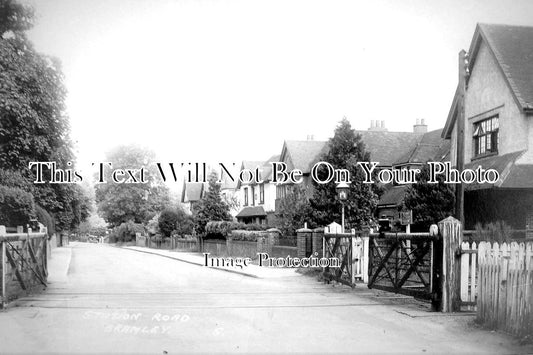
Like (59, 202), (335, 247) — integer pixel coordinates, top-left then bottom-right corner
(355, 131), (423, 167)
(236, 206), (266, 218)
(474, 24), (533, 111)
(281, 140), (328, 173)
(181, 182), (205, 202)
(464, 150), (533, 190)
(393, 129), (450, 165)
(377, 185), (408, 207)
(444, 23), (533, 139)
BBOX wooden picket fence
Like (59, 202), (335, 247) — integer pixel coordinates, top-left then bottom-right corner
(476, 241), (533, 338)
(459, 241), (478, 309)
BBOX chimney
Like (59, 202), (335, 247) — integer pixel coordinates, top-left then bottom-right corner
(413, 118), (428, 133)
(368, 120), (388, 131)
(306, 134), (314, 141)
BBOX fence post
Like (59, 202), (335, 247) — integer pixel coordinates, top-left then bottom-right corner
(296, 228), (312, 258)
(362, 229), (370, 284)
(1, 225), (5, 309)
(438, 216), (463, 312)
(312, 228), (324, 257)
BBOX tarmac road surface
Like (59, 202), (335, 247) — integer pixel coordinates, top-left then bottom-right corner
(0, 242), (531, 354)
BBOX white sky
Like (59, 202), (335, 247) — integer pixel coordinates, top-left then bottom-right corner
(25, 0), (533, 175)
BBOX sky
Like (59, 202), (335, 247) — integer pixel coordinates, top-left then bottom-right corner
(25, 0), (533, 175)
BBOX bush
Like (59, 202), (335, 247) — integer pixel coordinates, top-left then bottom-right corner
(0, 186), (35, 227)
(473, 221), (513, 243)
(205, 221), (245, 238)
(230, 229), (268, 242)
(35, 205), (55, 235)
(158, 209), (179, 237)
(115, 221), (145, 243)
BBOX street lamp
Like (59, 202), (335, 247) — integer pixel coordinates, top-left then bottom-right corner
(336, 181), (350, 232)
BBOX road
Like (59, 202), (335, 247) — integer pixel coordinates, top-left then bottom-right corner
(0, 242), (530, 354)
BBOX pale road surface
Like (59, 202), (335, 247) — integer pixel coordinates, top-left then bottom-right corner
(0, 243), (531, 354)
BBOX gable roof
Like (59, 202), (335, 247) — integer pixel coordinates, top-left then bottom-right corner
(181, 182), (206, 203)
(280, 140), (328, 174)
(355, 130), (424, 167)
(443, 23), (533, 139)
(236, 156), (280, 188)
(393, 129), (450, 165)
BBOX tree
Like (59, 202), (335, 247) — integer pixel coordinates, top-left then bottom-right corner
(309, 118), (379, 229)
(94, 145), (171, 227)
(0, 0), (90, 231)
(193, 172), (231, 235)
(158, 208), (178, 238)
(276, 185), (313, 236)
(404, 163), (455, 231)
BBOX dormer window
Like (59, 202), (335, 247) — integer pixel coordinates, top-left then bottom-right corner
(473, 115), (499, 157)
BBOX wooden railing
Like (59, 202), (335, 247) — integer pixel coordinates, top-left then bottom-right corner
(0, 226), (48, 308)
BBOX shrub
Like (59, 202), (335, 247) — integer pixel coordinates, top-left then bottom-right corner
(35, 205), (55, 235)
(473, 221), (513, 243)
(0, 186), (35, 227)
(158, 209), (179, 237)
(230, 229), (268, 242)
(115, 221), (145, 242)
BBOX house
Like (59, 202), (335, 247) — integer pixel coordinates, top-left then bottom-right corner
(443, 23), (533, 229)
(362, 123), (450, 221)
(235, 155), (280, 225)
(275, 139), (328, 208)
(181, 182), (206, 214)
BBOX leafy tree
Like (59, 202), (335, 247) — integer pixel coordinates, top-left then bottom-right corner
(309, 117), (379, 229)
(0, 185), (35, 226)
(158, 208), (178, 237)
(94, 145), (171, 227)
(404, 163), (455, 231)
(0, 0), (90, 231)
(193, 172), (231, 235)
(276, 185), (313, 236)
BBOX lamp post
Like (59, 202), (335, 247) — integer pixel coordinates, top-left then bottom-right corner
(336, 181), (349, 232)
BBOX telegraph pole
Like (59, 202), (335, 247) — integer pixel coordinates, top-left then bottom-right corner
(455, 50), (468, 225)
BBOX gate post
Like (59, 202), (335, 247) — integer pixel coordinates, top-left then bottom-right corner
(438, 216), (463, 312)
(312, 228), (324, 257)
(296, 228), (312, 258)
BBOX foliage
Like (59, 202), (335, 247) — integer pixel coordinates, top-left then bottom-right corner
(193, 172), (232, 235)
(35, 205), (54, 235)
(78, 212), (107, 236)
(229, 230), (268, 242)
(404, 164), (455, 230)
(276, 184), (313, 236)
(174, 207), (194, 236)
(94, 145), (171, 227)
(473, 221), (513, 244)
(0, 1), (90, 231)
(113, 221), (145, 243)
(158, 208), (179, 237)
(0, 0), (34, 35)
(205, 221), (245, 238)
(146, 213), (160, 235)
(0, 185), (35, 226)
(309, 118), (379, 229)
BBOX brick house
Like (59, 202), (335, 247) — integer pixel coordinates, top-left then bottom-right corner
(443, 23), (533, 229)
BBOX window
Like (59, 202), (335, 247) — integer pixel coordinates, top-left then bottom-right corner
(251, 186), (255, 206)
(473, 115), (499, 157)
(243, 187), (248, 206)
(259, 184), (265, 204)
(276, 184), (287, 199)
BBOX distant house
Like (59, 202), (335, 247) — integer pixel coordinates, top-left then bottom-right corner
(235, 156), (279, 225)
(443, 23), (533, 229)
(357, 122), (450, 221)
(181, 182), (206, 214)
(275, 140), (328, 206)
